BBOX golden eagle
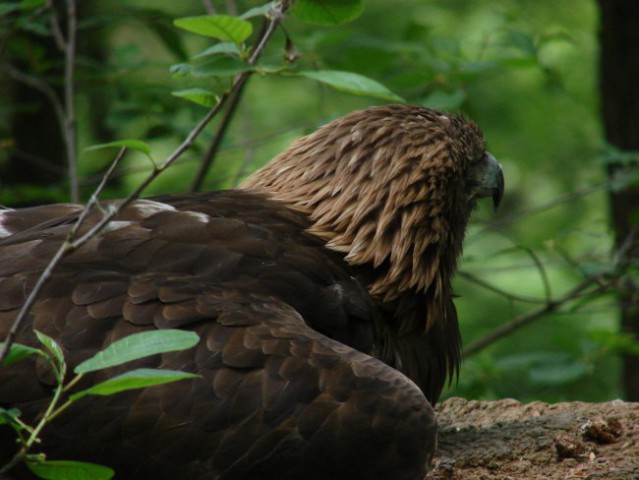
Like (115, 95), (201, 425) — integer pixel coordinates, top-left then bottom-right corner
(0, 105), (503, 479)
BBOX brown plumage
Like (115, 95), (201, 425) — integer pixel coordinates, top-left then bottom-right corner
(0, 104), (503, 480)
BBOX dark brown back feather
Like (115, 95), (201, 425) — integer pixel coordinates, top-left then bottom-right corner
(0, 104), (495, 479)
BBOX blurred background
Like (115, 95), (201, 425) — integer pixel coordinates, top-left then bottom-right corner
(1, 0), (637, 403)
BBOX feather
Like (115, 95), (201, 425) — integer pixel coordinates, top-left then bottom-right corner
(0, 104), (503, 480)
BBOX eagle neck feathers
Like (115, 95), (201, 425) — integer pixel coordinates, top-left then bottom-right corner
(243, 105), (478, 315)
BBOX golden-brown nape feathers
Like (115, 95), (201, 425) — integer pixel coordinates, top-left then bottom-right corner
(242, 104), (502, 402)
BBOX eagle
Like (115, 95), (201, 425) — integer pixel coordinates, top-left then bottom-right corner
(0, 104), (503, 480)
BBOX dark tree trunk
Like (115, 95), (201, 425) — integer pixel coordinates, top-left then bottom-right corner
(598, 0), (639, 401)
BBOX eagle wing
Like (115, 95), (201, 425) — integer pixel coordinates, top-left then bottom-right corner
(0, 191), (434, 480)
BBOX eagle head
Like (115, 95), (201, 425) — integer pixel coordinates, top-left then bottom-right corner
(242, 104), (503, 303)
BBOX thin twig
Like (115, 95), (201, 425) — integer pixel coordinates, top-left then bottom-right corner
(63, 0), (79, 203)
(0, 2), (293, 366)
(201, 0), (216, 15)
(226, 0), (238, 16)
(457, 270), (546, 305)
(190, 3), (285, 191)
(0, 148), (126, 367)
(0, 354), (67, 475)
(45, 0), (66, 51)
(472, 180), (610, 237)
(463, 275), (611, 358)
(1, 63), (66, 136)
(190, 75), (249, 191)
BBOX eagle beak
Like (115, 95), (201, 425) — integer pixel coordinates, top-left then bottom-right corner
(468, 153), (504, 211)
(486, 153), (504, 211)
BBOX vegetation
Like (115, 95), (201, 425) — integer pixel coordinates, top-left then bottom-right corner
(1, 0), (638, 477)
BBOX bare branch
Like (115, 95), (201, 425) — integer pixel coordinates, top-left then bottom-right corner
(0, 148), (126, 367)
(0, 1), (293, 365)
(463, 275), (612, 358)
(190, 76), (249, 191)
(457, 270), (546, 305)
(44, 0), (66, 51)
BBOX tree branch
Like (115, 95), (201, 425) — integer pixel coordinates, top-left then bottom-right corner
(0, 148), (125, 367)
(463, 275), (612, 358)
(0, 0), (293, 366)
(189, 3), (286, 191)
(63, 0), (79, 203)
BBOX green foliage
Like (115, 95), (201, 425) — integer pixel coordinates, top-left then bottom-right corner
(85, 140), (153, 155)
(297, 70), (405, 102)
(1, 330), (200, 478)
(174, 15), (253, 44)
(291, 0), (363, 26)
(0, 342), (42, 367)
(171, 88), (219, 107)
(74, 330), (199, 373)
(69, 369), (200, 401)
(0, 0), (624, 408)
(27, 460), (114, 480)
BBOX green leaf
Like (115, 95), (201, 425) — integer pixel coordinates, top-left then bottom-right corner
(240, 3), (275, 20)
(1, 342), (42, 367)
(422, 88), (467, 110)
(74, 330), (199, 374)
(69, 368), (199, 401)
(298, 70), (404, 102)
(0, 407), (21, 426)
(193, 42), (242, 59)
(171, 57), (253, 79)
(34, 330), (64, 367)
(26, 459), (114, 480)
(172, 88), (219, 107)
(174, 15), (253, 44)
(0, 0), (46, 15)
(85, 140), (152, 155)
(292, 0), (363, 26)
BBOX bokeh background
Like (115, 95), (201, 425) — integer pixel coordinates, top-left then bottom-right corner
(2, 0), (635, 403)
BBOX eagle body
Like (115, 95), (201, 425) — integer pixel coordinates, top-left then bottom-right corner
(0, 105), (503, 479)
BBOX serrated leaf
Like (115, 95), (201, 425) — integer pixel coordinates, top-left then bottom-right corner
(0, 342), (42, 367)
(292, 0), (363, 26)
(172, 88), (219, 107)
(26, 459), (114, 480)
(85, 140), (152, 155)
(298, 70), (404, 102)
(34, 330), (64, 367)
(174, 15), (253, 44)
(75, 330), (199, 374)
(193, 42), (241, 59)
(69, 368), (199, 401)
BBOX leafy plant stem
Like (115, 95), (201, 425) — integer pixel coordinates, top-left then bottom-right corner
(189, 1), (291, 191)
(0, 148), (126, 367)
(0, 359), (67, 475)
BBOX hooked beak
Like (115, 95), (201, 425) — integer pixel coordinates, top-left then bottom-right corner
(486, 153), (504, 210)
(468, 153), (504, 211)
